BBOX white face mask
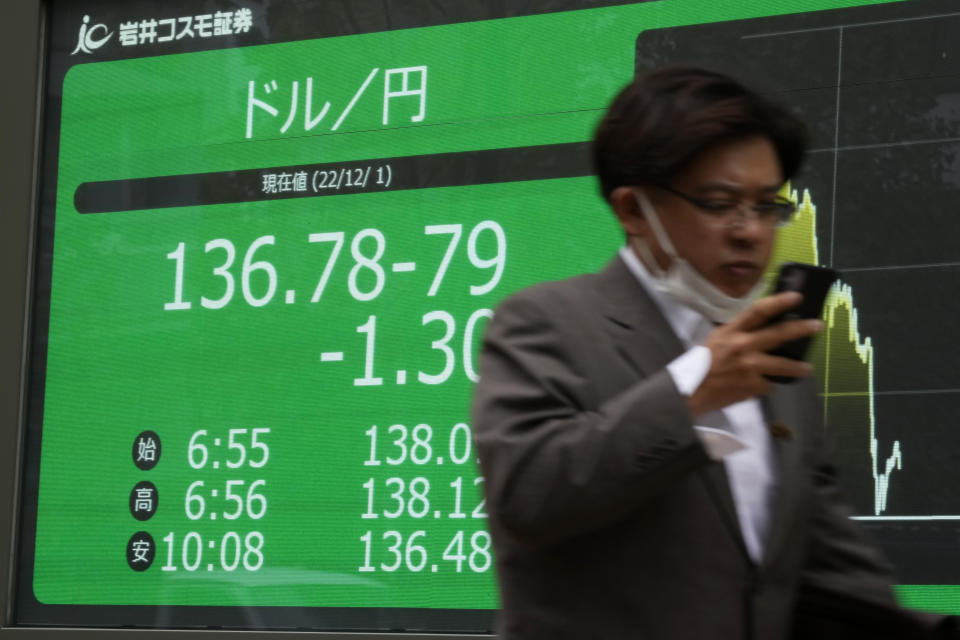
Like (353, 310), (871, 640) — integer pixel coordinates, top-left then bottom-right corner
(631, 189), (766, 324)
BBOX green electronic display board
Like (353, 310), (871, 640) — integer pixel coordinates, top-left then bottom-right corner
(14, 0), (960, 633)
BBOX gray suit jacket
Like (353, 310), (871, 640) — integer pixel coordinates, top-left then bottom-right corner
(472, 257), (938, 639)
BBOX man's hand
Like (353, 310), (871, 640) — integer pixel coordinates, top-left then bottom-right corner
(688, 291), (824, 417)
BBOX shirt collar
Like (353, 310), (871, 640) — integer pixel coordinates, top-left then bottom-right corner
(618, 245), (708, 347)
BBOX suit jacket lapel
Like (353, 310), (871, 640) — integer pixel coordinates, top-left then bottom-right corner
(593, 257), (746, 558)
(761, 385), (802, 568)
(594, 257), (685, 377)
(699, 461), (750, 562)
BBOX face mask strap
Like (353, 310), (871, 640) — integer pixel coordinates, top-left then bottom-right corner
(634, 239), (665, 281)
(633, 189), (680, 261)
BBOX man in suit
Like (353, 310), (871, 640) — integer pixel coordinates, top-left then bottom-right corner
(471, 67), (952, 639)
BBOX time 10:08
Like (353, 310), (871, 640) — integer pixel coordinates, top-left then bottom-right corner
(161, 531), (264, 572)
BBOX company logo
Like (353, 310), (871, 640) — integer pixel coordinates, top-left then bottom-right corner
(71, 15), (113, 55)
(68, 10), (253, 56)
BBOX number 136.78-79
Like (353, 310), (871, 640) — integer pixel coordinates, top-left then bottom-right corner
(164, 221), (506, 310)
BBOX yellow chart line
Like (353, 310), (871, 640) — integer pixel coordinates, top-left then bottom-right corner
(773, 185), (903, 515)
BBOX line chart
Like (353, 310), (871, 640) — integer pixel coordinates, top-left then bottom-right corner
(637, 0), (960, 583)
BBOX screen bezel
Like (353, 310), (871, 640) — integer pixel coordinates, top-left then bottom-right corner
(1, 0), (43, 634)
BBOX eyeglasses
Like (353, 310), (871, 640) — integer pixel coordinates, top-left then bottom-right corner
(657, 184), (795, 229)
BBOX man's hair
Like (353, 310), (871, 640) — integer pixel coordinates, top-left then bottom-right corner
(592, 66), (808, 200)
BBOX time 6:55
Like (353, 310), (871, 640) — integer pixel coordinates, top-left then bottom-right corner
(188, 428), (270, 470)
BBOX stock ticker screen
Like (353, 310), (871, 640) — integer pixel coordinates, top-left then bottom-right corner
(16, 0), (960, 631)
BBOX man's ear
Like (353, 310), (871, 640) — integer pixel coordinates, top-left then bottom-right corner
(609, 186), (648, 237)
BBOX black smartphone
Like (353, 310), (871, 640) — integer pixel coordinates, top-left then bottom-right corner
(765, 262), (839, 383)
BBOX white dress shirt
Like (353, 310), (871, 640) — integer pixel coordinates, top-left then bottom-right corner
(619, 247), (778, 563)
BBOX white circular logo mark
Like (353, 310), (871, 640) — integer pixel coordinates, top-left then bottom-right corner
(71, 15), (113, 55)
